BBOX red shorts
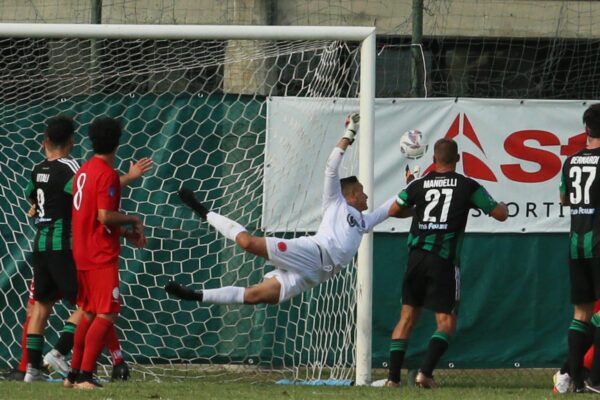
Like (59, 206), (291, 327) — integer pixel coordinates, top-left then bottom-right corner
(76, 266), (121, 314)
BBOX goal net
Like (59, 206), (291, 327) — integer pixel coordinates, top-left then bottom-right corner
(0, 24), (375, 383)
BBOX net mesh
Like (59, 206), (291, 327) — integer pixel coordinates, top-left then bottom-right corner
(0, 35), (362, 381)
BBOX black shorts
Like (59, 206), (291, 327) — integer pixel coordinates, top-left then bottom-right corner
(401, 248), (460, 314)
(32, 250), (77, 305)
(569, 257), (600, 305)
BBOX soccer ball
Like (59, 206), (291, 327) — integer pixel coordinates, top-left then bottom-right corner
(400, 129), (427, 159)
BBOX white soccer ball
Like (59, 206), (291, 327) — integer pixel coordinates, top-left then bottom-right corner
(400, 129), (427, 159)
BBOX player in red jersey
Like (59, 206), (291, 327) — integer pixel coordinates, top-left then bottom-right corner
(66, 117), (146, 389)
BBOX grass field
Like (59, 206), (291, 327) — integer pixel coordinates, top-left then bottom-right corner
(0, 368), (564, 399)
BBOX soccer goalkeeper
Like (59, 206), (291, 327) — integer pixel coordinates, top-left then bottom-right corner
(166, 113), (399, 305)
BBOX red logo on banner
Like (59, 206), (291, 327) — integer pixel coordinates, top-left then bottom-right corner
(424, 113), (498, 181)
(277, 242), (287, 252)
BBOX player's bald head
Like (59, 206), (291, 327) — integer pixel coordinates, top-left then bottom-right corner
(434, 138), (459, 165)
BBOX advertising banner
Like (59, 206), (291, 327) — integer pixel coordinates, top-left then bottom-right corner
(265, 98), (593, 233)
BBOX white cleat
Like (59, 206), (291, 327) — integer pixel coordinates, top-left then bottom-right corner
(23, 367), (46, 382)
(43, 349), (70, 377)
(371, 378), (400, 387)
(552, 370), (572, 394)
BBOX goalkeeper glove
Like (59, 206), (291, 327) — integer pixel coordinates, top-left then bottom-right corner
(343, 112), (360, 144)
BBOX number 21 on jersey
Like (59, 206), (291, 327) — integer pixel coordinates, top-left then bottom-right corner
(423, 188), (453, 222)
(73, 173), (87, 210)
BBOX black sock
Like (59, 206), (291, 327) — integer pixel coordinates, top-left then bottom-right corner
(26, 334), (44, 370)
(568, 319), (592, 388)
(560, 359), (570, 375)
(54, 322), (77, 356)
(67, 369), (79, 383)
(387, 339), (408, 383)
(78, 370), (94, 382)
(420, 331), (450, 378)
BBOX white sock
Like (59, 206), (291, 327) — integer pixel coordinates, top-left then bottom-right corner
(206, 212), (247, 242)
(202, 286), (245, 304)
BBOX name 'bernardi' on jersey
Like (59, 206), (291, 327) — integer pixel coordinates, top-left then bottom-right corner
(423, 178), (458, 189)
(570, 156), (600, 164)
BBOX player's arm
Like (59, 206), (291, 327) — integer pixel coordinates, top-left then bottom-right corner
(98, 171), (147, 247)
(97, 209), (147, 247)
(119, 157), (153, 188)
(363, 197), (397, 230)
(559, 171), (570, 206)
(388, 202), (416, 218)
(323, 113), (360, 206)
(24, 174), (37, 218)
(471, 186), (508, 221)
(388, 189), (416, 218)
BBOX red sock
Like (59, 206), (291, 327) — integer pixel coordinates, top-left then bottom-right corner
(105, 325), (124, 365)
(81, 317), (113, 373)
(585, 345), (595, 370)
(17, 316), (30, 372)
(70, 315), (91, 371)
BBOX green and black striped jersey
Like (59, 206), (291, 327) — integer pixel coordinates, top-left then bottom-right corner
(24, 157), (78, 252)
(560, 147), (600, 260)
(396, 171), (498, 262)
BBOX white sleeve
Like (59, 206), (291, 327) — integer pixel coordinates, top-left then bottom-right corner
(363, 196), (395, 232)
(323, 147), (345, 209)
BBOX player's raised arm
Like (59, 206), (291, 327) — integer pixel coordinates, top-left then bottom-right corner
(119, 157), (153, 188)
(323, 113), (359, 207)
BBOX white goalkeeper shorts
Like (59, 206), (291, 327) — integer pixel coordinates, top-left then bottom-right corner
(264, 236), (331, 303)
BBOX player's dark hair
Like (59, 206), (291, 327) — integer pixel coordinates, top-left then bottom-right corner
(434, 138), (459, 165)
(88, 117), (122, 154)
(45, 115), (74, 147)
(583, 103), (600, 138)
(340, 176), (359, 196)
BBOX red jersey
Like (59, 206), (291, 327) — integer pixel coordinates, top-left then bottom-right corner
(72, 156), (121, 270)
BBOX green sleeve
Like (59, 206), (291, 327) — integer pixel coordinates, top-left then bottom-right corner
(470, 186), (498, 215)
(64, 176), (74, 195)
(591, 313), (600, 328)
(396, 190), (412, 207)
(559, 173), (566, 194)
(25, 180), (34, 200)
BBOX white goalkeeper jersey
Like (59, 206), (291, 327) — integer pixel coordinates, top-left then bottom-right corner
(311, 147), (394, 268)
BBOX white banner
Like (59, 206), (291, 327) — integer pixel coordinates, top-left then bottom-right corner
(264, 97), (594, 233)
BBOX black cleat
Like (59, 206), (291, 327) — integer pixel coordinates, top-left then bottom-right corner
(1, 369), (25, 381)
(177, 188), (209, 220)
(111, 362), (130, 381)
(585, 379), (600, 393)
(165, 281), (203, 301)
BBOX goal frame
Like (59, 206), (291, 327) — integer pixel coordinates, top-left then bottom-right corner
(0, 23), (376, 386)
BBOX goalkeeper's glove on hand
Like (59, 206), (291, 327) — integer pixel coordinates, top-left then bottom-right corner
(343, 112), (360, 144)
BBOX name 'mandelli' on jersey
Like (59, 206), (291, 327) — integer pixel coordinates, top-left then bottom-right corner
(423, 178), (457, 189)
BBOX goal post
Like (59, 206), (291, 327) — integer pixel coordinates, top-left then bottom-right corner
(0, 23), (376, 385)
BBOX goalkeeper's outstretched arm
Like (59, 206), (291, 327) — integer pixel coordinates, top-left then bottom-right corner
(323, 113), (360, 208)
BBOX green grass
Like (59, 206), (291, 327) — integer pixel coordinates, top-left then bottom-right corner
(0, 381), (559, 400)
(0, 368), (569, 399)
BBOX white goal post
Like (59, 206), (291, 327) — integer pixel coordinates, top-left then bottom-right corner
(0, 23), (376, 385)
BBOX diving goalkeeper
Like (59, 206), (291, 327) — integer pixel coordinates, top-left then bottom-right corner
(165, 114), (399, 305)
